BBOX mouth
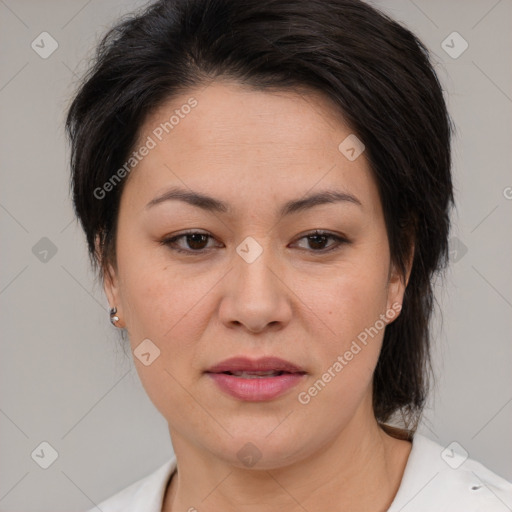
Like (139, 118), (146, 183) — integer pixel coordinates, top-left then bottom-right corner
(205, 356), (307, 401)
(205, 356), (306, 375)
(213, 370), (296, 378)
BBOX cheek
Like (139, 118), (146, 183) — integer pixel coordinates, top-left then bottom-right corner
(302, 259), (390, 343)
(116, 232), (173, 319)
(294, 268), (389, 424)
(293, 251), (391, 403)
(122, 269), (199, 342)
(117, 259), (209, 415)
(118, 248), (219, 364)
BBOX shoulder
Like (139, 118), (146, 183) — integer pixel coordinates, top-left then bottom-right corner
(85, 456), (177, 512)
(388, 434), (512, 512)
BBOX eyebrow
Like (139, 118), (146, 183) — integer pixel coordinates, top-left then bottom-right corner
(145, 186), (362, 216)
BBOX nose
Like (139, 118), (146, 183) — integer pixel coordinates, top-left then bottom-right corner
(218, 244), (293, 334)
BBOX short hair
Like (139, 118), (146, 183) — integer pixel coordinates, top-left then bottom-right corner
(65, 0), (454, 435)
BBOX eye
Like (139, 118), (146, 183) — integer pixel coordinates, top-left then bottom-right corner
(162, 229), (349, 256)
(161, 230), (221, 254)
(293, 230), (349, 253)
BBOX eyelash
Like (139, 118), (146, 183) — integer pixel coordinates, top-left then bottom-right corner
(160, 230), (350, 255)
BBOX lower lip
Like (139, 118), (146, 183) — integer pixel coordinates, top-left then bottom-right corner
(206, 372), (306, 401)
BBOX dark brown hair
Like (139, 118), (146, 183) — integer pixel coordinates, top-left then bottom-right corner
(66, 0), (454, 434)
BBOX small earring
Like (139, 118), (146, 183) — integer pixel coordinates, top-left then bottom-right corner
(109, 306), (120, 326)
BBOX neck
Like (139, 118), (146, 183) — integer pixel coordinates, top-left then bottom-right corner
(162, 413), (411, 512)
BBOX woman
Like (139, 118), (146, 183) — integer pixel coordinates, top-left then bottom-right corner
(65, 0), (512, 510)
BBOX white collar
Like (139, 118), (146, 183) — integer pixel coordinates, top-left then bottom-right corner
(91, 433), (512, 511)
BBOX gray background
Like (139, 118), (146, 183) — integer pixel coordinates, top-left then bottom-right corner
(0, 0), (511, 510)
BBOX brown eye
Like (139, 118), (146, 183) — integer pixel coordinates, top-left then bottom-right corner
(307, 233), (331, 250)
(183, 233), (210, 250)
(161, 229), (349, 256)
(293, 231), (349, 253)
(161, 231), (219, 254)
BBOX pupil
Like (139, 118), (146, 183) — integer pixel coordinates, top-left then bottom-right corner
(188, 234), (207, 249)
(309, 234), (327, 250)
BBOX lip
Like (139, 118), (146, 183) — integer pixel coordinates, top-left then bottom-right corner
(206, 356), (305, 374)
(205, 356), (307, 402)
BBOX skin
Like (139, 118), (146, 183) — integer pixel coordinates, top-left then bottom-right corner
(101, 80), (413, 512)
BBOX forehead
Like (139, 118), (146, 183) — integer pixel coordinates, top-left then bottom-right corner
(122, 80), (379, 216)
(139, 79), (349, 147)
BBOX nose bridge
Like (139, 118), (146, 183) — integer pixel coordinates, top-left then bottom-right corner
(219, 235), (291, 332)
(234, 235), (281, 299)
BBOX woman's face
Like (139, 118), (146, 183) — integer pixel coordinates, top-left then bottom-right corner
(103, 80), (408, 468)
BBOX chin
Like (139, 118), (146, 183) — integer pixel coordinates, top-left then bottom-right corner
(207, 426), (317, 471)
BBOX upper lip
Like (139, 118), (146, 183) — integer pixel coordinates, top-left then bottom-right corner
(205, 356), (306, 374)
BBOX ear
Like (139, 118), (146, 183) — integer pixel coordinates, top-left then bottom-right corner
(385, 245), (414, 323)
(95, 234), (125, 328)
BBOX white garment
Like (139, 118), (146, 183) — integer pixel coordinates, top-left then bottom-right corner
(87, 434), (512, 511)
